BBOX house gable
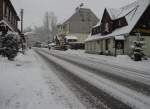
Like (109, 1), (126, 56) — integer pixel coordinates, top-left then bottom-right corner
(92, 8), (128, 36)
(100, 8), (113, 35)
(63, 8), (99, 34)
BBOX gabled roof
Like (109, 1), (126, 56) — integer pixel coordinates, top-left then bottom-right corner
(0, 20), (14, 31)
(107, 1), (139, 20)
(63, 8), (99, 24)
(86, 0), (150, 42)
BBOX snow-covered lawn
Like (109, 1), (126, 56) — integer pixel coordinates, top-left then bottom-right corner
(54, 49), (150, 73)
(0, 50), (86, 109)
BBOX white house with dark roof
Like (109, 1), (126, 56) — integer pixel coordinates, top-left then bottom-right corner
(85, 0), (150, 56)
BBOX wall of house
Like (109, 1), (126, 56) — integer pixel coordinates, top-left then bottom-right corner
(144, 36), (150, 57)
(69, 21), (91, 34)
(67, 9), (99, 34)
(86, 35), (150, 57)
(85, 37), (116, 55)
(85, 41), (93, 53)
(0, 0), (3, 20)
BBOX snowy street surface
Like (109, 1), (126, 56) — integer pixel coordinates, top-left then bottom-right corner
(34, 48), (150, 109)
(1, 48), (150, 109)
(49, 49), (150, 73)
(0, 50), (86, 109)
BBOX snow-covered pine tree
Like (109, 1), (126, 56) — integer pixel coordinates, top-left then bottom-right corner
(1, 33), (19, 61)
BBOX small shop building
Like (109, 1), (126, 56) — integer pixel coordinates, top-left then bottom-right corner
(85, 0), (150, 57)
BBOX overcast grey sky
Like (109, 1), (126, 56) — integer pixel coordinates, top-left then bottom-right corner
(12, 0), (135, 28)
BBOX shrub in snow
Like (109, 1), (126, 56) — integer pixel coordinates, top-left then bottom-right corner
(0, 33), (20, 61)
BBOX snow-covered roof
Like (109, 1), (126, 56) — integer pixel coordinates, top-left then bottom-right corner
(48, 43), (56, 46)
(63, 7), (99, 25)
(0, 20), (14, 32)
(107, 1), (139, 20)
(7, 31), (18, 35)
(65, 36), (78, 40)
(0, 20), (2, 24)
(86, 0), (150, 42)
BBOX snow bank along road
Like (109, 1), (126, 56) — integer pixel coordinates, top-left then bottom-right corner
(34, 48), (150, 109)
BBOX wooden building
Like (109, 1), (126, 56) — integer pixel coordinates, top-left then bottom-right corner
(0, 0), (20, 33)
(85, 0), (150, 57)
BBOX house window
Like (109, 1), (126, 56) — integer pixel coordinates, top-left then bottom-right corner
(118, 20), (121, 26)
(91, 26), (101, 35)
(14, 19), (17, 26)
(7, 8), (11, 21)
(80, 12), (85, 22)
(7, 7), (9, 19)
(11, 15), (14, 24)
(8, 10), (11, 21)
(4, 4), (7, 17)
(105, 39), (110, 50)
(87, 13), (91, 22)
(114, 17), (128, 29)
(3, 2), (5, 16)
(13, 16), (15, 25)
(81, 17), (84, 22)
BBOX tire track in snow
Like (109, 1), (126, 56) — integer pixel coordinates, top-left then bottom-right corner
(35, 49), (133, 109)
(39, 48), (150, 96)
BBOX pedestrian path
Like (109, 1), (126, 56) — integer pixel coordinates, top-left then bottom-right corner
(0, 50), (86, 109)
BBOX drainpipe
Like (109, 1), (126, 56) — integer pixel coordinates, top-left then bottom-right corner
(114, 38), (116, 56)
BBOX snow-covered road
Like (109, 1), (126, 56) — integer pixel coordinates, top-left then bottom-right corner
(0, 50), (86, 109)
(34, 48), (150, 109)
(1, 48), (150, 109)
(38, 48), (150, 95)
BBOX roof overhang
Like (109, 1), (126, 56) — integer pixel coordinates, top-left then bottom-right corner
(115, 35), (125, 40)
(0, 20), (14, 32)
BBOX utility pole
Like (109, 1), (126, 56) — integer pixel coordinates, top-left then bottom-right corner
(20, 9), (26, 53)
(20, 9), (24, 33)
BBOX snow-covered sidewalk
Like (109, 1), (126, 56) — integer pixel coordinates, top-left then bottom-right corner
(0, 50), (86, 109)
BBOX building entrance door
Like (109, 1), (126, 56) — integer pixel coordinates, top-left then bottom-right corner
(115, 40), (124, 55)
